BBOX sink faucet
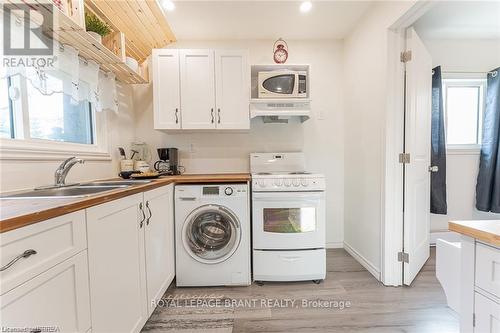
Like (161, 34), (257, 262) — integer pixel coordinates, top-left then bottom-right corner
(54, 157), (85, 187)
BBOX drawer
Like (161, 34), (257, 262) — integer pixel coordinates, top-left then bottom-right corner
(253, 249), (326, 281)
(0, 211), (87, 294)
(474, 292), (500, 333)
(476, 242), (500, 298)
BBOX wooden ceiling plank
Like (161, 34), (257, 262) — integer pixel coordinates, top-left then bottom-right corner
(145, 0), (176, 43)
(124, 0), (166, 48)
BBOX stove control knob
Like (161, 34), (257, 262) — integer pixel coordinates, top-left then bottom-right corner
(224, 187), (234, 196)
(301, 179), (309, 187)
(274, 178), (282, 187)
(292, 178), (300, 187)
(258, 179), (266, 187)
(284, 179), (291, 187)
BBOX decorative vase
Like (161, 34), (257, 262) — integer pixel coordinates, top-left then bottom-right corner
(88, 31), (102, 43)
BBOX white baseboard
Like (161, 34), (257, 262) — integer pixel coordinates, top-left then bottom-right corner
(343, 241), (381, 281)
(326, 242), (343, 249)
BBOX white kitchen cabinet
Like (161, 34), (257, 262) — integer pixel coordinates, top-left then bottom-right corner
(1, 251), (91, 333)
(180, 49), (216, 129)
(215, 50), (249, 129)
(86, 194), (148, 333)
(474, 292), (500, 332)
(144, 184), (175, 316)
(152, 49), (181, 129)
(152, 48), (249, 130)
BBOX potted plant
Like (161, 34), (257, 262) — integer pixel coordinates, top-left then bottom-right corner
(85, 12), (111, 43)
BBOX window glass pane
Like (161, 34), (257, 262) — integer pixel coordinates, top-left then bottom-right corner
(263, 207), (316, 233)
(0, 78), (12, 138)
(446, 86), (480, 145)
(26, 78), (93, 144)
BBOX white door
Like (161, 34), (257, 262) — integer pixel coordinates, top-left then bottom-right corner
(86, 194), (148, 333)
(152, 49), (181, 129)
(215, 50), (249, 129)
(1, 251), (91, 333)
(403, 27), (433, 285)
(180, 49), (216, 129)
(144, 185), (175, 316)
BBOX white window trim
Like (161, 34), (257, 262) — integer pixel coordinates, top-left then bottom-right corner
(442, 77), (486, 152)
(0, 76), (111, 161)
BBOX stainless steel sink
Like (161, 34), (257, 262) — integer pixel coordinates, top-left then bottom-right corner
(1, 185), (127, 199)
(83, 180), (152, 187)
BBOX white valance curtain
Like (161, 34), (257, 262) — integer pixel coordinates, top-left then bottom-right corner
(1, 20), (118, 112)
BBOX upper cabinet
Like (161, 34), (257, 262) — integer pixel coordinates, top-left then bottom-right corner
(152, 49), (250, 130)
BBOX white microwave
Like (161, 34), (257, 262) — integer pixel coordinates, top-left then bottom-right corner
(258, 70), (307, 98)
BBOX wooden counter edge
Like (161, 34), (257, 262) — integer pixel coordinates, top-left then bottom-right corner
(0, 174), (251, 233)
(449, 221), (500, 247)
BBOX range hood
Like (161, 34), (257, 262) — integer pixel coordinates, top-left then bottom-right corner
(249, 98), (311, 123)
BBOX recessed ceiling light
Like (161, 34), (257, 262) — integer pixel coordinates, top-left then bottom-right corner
(300, 1), (312, 13)
(162, 0), (175, 11)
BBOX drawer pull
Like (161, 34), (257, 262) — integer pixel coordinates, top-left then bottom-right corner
(1, 249), (37, 272)
(139, 202), (146, 228)
(280, 255), (301, 262)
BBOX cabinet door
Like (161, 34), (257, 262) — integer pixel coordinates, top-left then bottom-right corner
(180, 49), (216, 129)
(144, 184), (175, 316)
(1, 251), (91, 333)
(86, 194), (147, 333)
(474, 292), (500, 332)
(152, 49), (181, 129)
(215, 50), (250, 129)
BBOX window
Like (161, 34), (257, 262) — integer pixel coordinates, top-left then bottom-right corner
(0, 73), (106, 159)
(443, 79), (486, 146)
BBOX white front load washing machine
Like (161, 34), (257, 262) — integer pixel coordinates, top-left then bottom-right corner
(175, 183), (251, 286)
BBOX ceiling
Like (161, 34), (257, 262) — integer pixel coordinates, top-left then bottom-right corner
(162, 1), (374, 40)
(414, 1), (500, 40)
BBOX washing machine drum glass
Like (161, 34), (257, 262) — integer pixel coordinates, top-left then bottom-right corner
(184, 205), (241, 263)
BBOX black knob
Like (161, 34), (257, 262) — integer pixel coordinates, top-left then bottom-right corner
(224, 187), (233, 196)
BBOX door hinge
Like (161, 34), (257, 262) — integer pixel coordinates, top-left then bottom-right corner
(400, 50), (412, 63)
(399, 153), (410, 164)
(398, 252), (409, 263)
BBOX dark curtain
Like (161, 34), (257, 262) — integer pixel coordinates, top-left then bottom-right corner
(476, 67), (500, 213)
(430, 66), (447, 214)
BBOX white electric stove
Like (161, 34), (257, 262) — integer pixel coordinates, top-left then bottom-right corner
(250, 152), (326, 283)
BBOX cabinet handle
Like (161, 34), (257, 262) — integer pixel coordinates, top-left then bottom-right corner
(175, 108), (179, 124)
(211, 108), (214, 123)
(0, 249), (37, 272)
(145, 201), (152, 225)
(217, 108), (221, 124)
(139, 202), (145, 228)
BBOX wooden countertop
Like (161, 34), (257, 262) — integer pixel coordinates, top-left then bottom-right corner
(0, 173), (251, 233)
(449, 220), (500, 247)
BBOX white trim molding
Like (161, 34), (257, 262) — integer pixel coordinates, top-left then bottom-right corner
(344, 241), (381, 281)
(326, 242), (343, 249)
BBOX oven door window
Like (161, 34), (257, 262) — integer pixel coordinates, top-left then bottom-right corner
(263, 207), (316, 233)
(262, 75), (295, 94)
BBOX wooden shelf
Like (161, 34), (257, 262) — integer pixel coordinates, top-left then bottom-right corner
(4, 0), (148, 84)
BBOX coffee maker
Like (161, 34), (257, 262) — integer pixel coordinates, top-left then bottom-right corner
(154, 148), (180, 175)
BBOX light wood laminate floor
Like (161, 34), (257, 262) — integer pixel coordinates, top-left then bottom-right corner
(142, 248), (458, 333)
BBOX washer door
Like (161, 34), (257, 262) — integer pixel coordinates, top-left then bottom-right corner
(182, 204), (241, 264)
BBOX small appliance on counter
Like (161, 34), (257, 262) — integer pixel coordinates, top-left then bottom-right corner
(154, 148), (181, 175)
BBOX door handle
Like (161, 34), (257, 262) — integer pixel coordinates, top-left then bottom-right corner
(139, 202), (145, 228)
(428, 166), (439, 173)
(145, 201), (152, 225)
(0, 249), (37, 271)
(211, 108), (214, 123)
(175, 108), (179, 124)
(179, 197), (196, 201)
(217, 108), (221, 124)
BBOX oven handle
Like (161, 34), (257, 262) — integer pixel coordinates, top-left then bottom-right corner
(252, 191), (325, 200)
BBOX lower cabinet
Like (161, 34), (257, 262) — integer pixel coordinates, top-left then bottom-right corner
(1, 251), (91, 332)
(474, 292), (500, 332)
(86, 186), (175, 332)
(144, 184), (175, 316)
(86, 193), (148, 333)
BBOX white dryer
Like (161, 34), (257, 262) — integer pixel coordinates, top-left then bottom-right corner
(175, 183), (251, 286)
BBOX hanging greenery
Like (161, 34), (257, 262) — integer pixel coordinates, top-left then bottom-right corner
(85, 12), (111, 37)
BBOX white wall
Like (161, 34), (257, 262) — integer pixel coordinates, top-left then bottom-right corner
(417, 38), (500, 230)
(0, 83), (136, 192)
(133, 39), (345, 248)
(342, 1), (415, 277)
